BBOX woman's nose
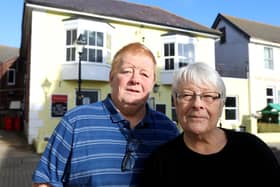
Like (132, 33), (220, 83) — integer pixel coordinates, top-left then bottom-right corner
(192, 95), (204, 108)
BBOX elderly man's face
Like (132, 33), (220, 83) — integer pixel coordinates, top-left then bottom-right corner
(110, 53), (155, 110)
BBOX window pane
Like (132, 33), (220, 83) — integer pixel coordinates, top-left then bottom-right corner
(66, 30), (71, 45)
(8, 70), (14, 82)
(89, 49), (95, 62)
(81, 48), (87, 61)
(226, 109), (236, 120)
(97, 32), (104, 47)
(83, 31), (88, 45)
(267, 98), (273, 104)
(225, 96), (237, 120)
(72, 30), (77, 45)
(164, 43), (175, 56)
(66, 48), (71, 61)
(71, 48), (76, 61)
(225, 97), (236, 107)
(178, 43), (183, 56)
(165, 59), (174, 70)
(264, 47), (273, 69)
(266, 88), (273, 96)
(89, 31), (96, 46)
(179, 58), (187, 67)
(97, 50), (103, 62)
(170, 43), (175, 56)
(164, 44), (169, 56)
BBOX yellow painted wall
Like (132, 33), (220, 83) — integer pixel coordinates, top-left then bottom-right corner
(29, 9), (217, 153)
(221, 78), (250, 130)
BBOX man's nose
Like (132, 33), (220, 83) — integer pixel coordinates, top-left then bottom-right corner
(130, 71), (140, 84)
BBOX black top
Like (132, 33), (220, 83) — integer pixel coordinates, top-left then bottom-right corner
(141, 128), (280, 186)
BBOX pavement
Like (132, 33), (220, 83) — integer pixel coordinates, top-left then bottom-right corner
(0, 130), (279, 187)
(0, 130), (40, 187)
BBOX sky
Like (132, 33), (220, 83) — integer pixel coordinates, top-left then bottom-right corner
(1, 0), (280, 48)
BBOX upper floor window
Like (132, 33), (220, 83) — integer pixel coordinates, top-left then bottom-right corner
(80, 30), (104, 63)
(163, 35), (195, 70)
(266, 87), (274, 104)
(7, 68), (16, 86)
(164, 43), (174, 70)
(178, 43), (194, 68)
(219, 27), (226, 44)
(64, 19), (112, 64)
(264, 47), (273, 70)
(66, 29), (77, 61)
(225, 96), (238, 121)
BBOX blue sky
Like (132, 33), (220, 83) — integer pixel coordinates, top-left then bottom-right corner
(1, 0), (280, 48)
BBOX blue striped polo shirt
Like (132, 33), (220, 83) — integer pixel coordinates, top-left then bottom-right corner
(32, 95), (179, 187)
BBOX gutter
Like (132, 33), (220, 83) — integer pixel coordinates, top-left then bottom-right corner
(26, 3), (220, 39)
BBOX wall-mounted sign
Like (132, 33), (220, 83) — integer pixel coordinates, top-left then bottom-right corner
(51, 95), (67, 117)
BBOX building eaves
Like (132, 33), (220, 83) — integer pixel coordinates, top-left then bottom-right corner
(25, 0), (220, 37)
(220, 13), (280, 44)
(0, 45), (19, 64)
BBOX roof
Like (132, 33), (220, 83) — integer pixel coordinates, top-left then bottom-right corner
(212, 13), (280, 43)
(261, 103), (280, 114)
(25, 0), (220, 36)
(0, 45), (19, 64)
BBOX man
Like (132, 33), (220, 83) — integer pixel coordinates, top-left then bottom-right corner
(32, 42), (179, 187)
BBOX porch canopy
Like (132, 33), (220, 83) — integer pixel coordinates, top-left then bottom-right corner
(259, 103), (280, 124)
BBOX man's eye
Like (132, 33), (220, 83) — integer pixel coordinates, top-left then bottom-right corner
(141, 72), (150, 78)
(121, 68), (133, 74)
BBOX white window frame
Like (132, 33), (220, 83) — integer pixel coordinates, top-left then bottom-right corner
(162, 35), (196, 70)
(264, 47), (273, 70)
(64, 19), (112, 64)
(266, 87), (275, 104)
(225, 96), (238, 122)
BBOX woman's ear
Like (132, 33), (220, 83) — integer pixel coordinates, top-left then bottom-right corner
(172, 95), (178, 106)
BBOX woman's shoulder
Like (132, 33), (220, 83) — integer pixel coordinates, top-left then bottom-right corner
(222, 128), (269, 147)
(152, 134), (184, 154)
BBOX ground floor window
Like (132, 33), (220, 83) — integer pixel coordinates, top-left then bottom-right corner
(225, 96), (238, 120)
(76, 90), (99, 105)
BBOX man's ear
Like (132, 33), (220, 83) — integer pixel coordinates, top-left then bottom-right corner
(109, 71), (113, 84)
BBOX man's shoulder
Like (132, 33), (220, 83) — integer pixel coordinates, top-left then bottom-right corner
(65, 101), (105, 116)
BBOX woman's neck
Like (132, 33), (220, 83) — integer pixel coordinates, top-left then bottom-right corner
(183, 128), (227, 155)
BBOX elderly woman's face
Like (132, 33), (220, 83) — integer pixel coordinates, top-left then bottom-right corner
(175, 82), (224, 135)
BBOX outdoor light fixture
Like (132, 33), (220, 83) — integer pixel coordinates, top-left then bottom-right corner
(76, 33), (86, 105)
(41, 78), (51, 98)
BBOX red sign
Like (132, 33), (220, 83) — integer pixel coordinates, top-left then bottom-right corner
(51, 95), (68, 117)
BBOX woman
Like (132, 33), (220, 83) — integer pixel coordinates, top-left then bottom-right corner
(141, 62), (280, 186)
